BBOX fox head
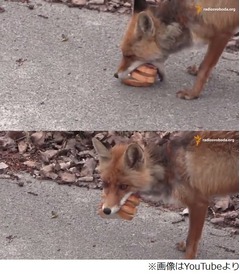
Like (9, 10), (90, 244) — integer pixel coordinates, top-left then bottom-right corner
(114, 0), (194, 80)
(92, 138), (153, 216)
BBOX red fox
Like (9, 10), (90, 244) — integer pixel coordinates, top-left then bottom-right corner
(92, 131), (239, 259)
(114, 0), (239, 99)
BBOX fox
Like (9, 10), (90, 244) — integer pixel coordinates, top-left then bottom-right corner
(114, 0), (239, 99)
(92, 131), (239, 259)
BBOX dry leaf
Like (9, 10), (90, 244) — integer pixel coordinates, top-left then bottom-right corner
(7, 131), (26, 141)
(80, 158), (96, 177)
(59, 172), (76, 183)
(78, 150), (95, 158)
(220, 211), (239, 219)
(64, 138), (77, 151)
(77, 176), (94, 182)
(41, 164), (54, 173)
(23, 160), (37, 168)
(0, 135), (16, 149)
(51, 211), (58, 219)
(72, 0), (87, 6)
(40, 164), (58, 180)
(61, 34), (69, 42)
(0, 162), (8, 170)
(214, 196), (230, 211)
(18, 140), (28, 154)
(31, 132), (46, 146)
(131, 132), (144, 144)
(69, 167), (77, 173)
(210, 217), (225, 224)
(59, 161), (71, 170)
(46, 172), (58, 180)
(52, 132), (64, 144)
(39, 149), (58, 163)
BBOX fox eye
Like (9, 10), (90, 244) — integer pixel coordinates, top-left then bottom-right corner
(123, 54), (134, 58)
(102, 181), (109, 188)
(119, 184), (128, 190)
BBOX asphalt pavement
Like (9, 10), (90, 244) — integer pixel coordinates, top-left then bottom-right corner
(0, 175), (238, 260)
(0, 0), (239, 130)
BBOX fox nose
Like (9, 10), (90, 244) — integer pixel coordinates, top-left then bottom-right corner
(103, 207), (111, 215)
(114, 72), (118, 78)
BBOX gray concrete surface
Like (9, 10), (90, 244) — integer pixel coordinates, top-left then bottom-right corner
(0, 175), (238, 259)
(0, 0), (239, 131)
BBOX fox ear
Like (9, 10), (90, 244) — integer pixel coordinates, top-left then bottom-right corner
(124, 144), (145, 170)
(92, 138), (111, 163)
(137, 12), (155, 36)
(133, 0), (148, 13)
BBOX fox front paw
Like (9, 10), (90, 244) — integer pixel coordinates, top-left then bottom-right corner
(187, 65), (198, 76)
(176, 89), (199, 100)
(176, 241), (186, 252)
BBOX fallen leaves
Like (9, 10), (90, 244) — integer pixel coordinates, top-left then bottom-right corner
(0, 162), (9, 170)
(39, 149), (58, 163)
(80, 158), (96, 177)
(18, 140), (28, 154)
(214, 196), (231, 212)
(72, 0), (86, 6)
(43, 0), (133, 14)
(31, 131), (46, 146)
(59, 171), (76, 183)
(0, 131), (161, 186)
(208, 195), (239, 229)
(23, 160), (38, 168)
(40, 163), (58, 180)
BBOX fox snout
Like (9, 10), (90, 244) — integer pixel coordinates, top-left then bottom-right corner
(101, 203), (120, 215)
(114, 72), (119, 79)
(101, 192), (134, 215)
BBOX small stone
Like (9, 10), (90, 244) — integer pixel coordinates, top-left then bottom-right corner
(27, 4), (34, 10)
(123, 2), (131, 7)
(210, 217), (224, 224)
(72, 0), (87, 6)
(18, 181), (24, 187)
(88, 0), (105, 5)
(77, 176), (94, 182)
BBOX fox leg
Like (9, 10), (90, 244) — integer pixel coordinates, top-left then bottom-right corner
(182, 203), (208, 259)
(177, 34), (231, 100)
